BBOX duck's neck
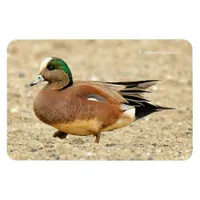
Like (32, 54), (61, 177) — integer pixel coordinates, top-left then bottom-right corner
(44, 79), (72, 90)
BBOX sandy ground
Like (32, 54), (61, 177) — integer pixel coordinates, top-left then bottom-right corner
(7, 40), (192, 160)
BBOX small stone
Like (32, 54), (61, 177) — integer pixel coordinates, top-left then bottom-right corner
(89, 75), (98, 81)
(10, 107), (18, 113)
(87, 152), (93, 156)
(31, 148), (37, 152)
(166, 75), (172, 80)
(144, 117), (150, 121)
(56, 155), (60, 160)
(148, 155), (154, 160)
(18, 72), (25, 78)
(71, 138), (84, 144)
(105, 143), (115, 147)
(8, 127), (19, 132)
(152, 85), (158, 91)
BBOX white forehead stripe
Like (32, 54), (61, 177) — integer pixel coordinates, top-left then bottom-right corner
(39, 57), (53, 73)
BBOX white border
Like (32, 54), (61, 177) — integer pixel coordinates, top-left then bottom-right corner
(1, 0), (199, 200)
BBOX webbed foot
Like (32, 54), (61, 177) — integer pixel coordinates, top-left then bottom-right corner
(53, 130), (68, 139)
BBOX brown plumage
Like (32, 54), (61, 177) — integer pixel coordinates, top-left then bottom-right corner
(30, 57), (173, 143)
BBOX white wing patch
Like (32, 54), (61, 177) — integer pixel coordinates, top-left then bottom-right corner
(87, 97), (98, 101)
(86, 94), (106, 102)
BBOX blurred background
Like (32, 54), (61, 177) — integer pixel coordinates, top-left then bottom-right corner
(7, 40), (192, 160)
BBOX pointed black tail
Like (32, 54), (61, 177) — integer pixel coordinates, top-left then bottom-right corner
(135, 102), (175, 120)
(108, 79), (174, 119)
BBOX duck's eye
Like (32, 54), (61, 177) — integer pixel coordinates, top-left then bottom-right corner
(47, 65), (55, 70)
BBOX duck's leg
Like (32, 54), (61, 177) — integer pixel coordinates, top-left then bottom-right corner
(53, 130), (68, 139)
(95, 133), (101, 143)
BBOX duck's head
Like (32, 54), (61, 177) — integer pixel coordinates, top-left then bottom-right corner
(30, 57), (73, 90)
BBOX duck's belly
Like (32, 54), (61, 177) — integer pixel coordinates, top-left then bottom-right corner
(51, 119), (102, 136)
(51, 111), (135, 136)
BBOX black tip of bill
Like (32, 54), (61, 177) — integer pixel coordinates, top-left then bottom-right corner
(30, 82), (36, 86)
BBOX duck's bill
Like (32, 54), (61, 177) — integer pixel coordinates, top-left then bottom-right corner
(30, 75), (45, 86)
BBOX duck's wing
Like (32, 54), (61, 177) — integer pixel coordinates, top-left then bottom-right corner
(73, 80), (158, 106)
(73, 80), (126, 104)
(73, 80), (174, 120)
(104, 80), (158, 106)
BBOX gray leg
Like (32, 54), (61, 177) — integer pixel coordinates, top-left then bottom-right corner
(95, 133), (101, 143)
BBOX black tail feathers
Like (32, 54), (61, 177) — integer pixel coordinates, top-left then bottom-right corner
(135, 102), (175, 120)
(111, 79), (174, 119)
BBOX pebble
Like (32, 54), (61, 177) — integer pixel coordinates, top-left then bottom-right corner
(24, 84), (29, 88)
(178, 122), (183, 126)
(89, 75), (99, 81)
(18, 72), (25, 78)
(31, 148), (37, 152)
(152, 85), (158, 91)
(87, 152), (93, 156)
(8, 127), (19, 132)
(10, 107), (18, 113)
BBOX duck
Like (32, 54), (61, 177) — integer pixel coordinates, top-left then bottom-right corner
(30, 57), (173, 143)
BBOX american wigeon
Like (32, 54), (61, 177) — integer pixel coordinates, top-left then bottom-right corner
(30, 57), (173, 143)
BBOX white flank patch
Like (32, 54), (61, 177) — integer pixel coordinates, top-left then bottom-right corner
(39, 57), (53, 73)
(124, 107), (136, 119)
